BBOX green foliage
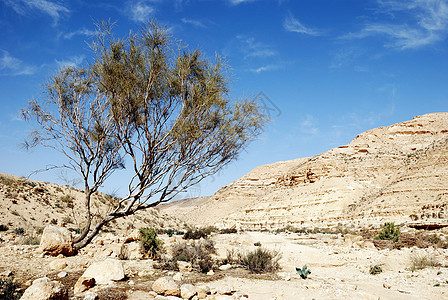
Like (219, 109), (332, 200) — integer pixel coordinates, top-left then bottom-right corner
(62, 216), (73, 224)
(172, 239), (216, 273)
(139, 227), (163, 258)
(0, 278), (22, 300)
(369, 265), (383, 275)
(184, 227), (216, 240)
(13, 228), (25, 235)
(239, 248), (281, 273)
(375, 222), (400, 242)
(296, 265), (311, 279)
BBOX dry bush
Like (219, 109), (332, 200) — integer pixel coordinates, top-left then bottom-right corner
(171, 239), (216, 273)
(409, 253), (440, 271)
(239, 248), (281, 273)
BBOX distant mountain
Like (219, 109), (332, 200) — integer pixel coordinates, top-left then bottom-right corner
(160, 113), (448, 230)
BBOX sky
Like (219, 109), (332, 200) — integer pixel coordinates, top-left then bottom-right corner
(0, 0), (447, 199)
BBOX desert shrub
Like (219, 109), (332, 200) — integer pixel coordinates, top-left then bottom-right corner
(375, 222), (400, 242)
(69, 228), (82, 234)
(139, 227), (163, 259)
(172, 239), (216, 273)
(19, 234), (41, 245)
(35, 226), (44, 235)
(239, 248), (281, 273)
(0, 225), (8, 231)
(59, 194), (74, 209)
(154, 256), (179, 271)
(13, 228), (25, 235)
(220, 228), (237, 234)
(421, 234), (448, 249)
(409, 253), (440, 271)
(165, 229), (175, 237)
(50, 219), (58, 225)
(183, 227), (212, 240)
(0, 278), (22, 300)
(62, 216), (73, 224)
(254, 242), (261, 247)
(369, 265), (383, 275)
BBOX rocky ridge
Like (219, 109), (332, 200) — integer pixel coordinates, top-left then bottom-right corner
(161, 113), (448, 230)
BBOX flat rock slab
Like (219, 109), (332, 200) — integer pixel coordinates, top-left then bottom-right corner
(81, 259), (125, 284)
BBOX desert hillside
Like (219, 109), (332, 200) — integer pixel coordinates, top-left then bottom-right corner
(0, 172), (183, 235)
(160, 113), (448, 230)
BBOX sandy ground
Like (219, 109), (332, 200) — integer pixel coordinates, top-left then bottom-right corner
(1, 231), (447, 299)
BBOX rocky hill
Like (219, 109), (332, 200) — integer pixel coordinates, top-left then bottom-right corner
(160, 113), (448, 230)
(0, 172), (182, 235)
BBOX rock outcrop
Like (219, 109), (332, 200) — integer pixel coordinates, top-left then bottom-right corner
(160, 113), (448, 230)
(39, 225), (74, 256)
(21, 277), (68, 300)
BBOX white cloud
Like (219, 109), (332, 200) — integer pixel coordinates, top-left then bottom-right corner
(283, 12), (322, 36)
(3, 0), (69, 25)
(62, 28), (97, 40)
(229, 0), (258, 5)
(0, 50), (37, 76)
(346, 0), (448, 49)
(128, 0), (155, 22)
(249, 64), (281, 73)
(299, 114), (319, 135)
(237, 36), (276, 58)
(55, 55), (85, 69)
(181, 18), (206, 28)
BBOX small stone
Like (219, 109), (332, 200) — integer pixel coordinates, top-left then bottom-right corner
(206, 270), (214, 276)
(84, 291), (99, 300)
(218, 264), (232, 271)
(383, 282), (392, 289)
(173, 272), (183, 282)
(178, 261), (193, 273)
(57, 271), (67, 278)
(49, 260), (67, 270)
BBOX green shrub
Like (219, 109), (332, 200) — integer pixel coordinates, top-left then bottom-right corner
(0, 278), (22, 300)
(172, 239), (216, 273)
(296, 265), (311, 279)
(220, 228), (237, 234)
(139, 227), (163, 259)
(375, 222), (400, 242)
(369, 265), (383, 275)
(62, 216), (73, 224)
(239, 248), (281, 273)
(13, 228), (25, 235)
(183, 227), (215, 240)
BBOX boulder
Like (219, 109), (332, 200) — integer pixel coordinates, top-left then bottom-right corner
(74, 277), (95, 294)
(180, 284), (197, 299)
(49, 259), (67, 270)
(152, 276), (180, 296)
(178, 261), (193, 273)
(83, 292), (99, 300)
(20, 277), (68, 300)
(81, 259), (125, 284)
(39, 226), (74, 256)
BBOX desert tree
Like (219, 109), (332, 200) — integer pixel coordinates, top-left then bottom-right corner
(23, 20), (265, 251)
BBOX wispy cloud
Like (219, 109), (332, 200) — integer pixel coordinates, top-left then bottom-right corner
(127, 0), (155, 22)
(345, 0), (448, 49)
(61, 28), (96, 40)
(181, 18), (206, 28)
(55, 55), (85, 69)
(0, 50), (37, 76)
(249, 64), (281, 73)
(3, 0), (69, 25)
(283, 12), (322, 36)
(299, 114), (319, 135)
(237, 36), (276, 58)
(229, 0), (258, 5)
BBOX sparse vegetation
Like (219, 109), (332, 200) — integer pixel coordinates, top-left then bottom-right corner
(13, 228), (25, 235)
(369, 265), (383, 275)
(375, 222), (400, 242)
(62, 216), (73, 224)
(239, 248), (281, 273)
(183, 227), (216, 240)
(220, 228), (238, 234)
(296, 265), (311, 279)
(409, 253), (440, 271)
(171, 239), (216, 273)
(139, 227), (164, 259)
(0, 225), (8, 231)
(0, 278), (22, 300)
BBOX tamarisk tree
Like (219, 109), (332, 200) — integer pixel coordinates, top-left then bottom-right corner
(23, 21), (265, 251)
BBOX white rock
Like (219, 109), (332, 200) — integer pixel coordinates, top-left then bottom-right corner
(83, 291), (99, 300)
(39, 225), (74, 256)
(81, 259), (125, 284)
(173, 272), (183, 282)
(152, 276), (180, 296)
(180, 284), (197, 299)
(49, 259), (67, 270)
(218, 264), (232, 271)
(21, 277), (68, 300)
(57, 271), (67, 278)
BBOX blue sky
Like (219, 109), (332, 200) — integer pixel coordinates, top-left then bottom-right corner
(1, 0), (447, 198)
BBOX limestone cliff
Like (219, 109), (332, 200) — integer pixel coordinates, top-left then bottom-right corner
(160, 113), (448, 230)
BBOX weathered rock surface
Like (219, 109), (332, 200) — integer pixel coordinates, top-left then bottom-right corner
(161, 113), (448, 229)
(80, 259), (124, 284)
(39, 226), (74, 256)
(20, 277), (68, 300)
(152, 276), (181, 296)
(74, 276), (95, 294)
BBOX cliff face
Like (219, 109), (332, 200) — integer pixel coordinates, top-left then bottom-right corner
(160, 113), (448, 230)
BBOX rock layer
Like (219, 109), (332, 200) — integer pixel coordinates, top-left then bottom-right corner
(161, 113), (448, 229)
